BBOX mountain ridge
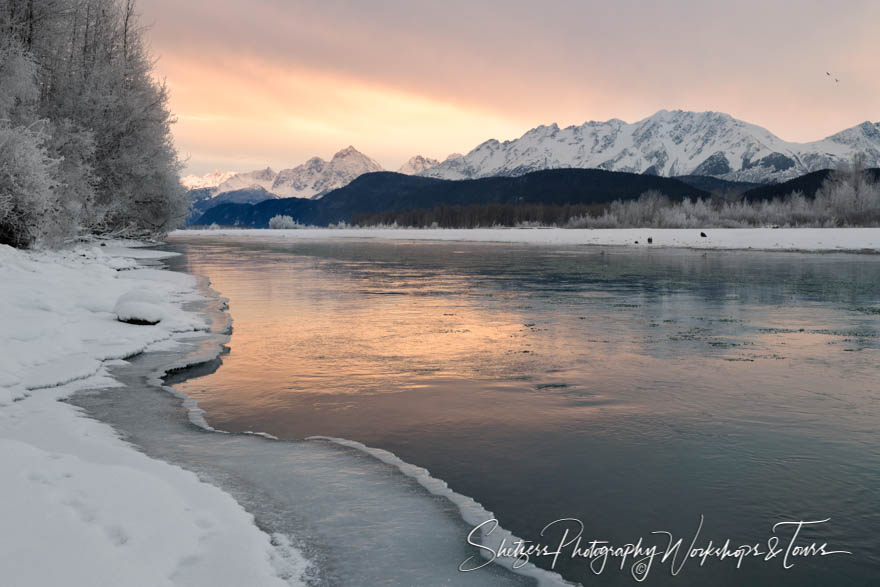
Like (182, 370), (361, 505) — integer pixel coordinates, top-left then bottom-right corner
(184, 146), (385, 202)
(419, 110), (880, 184)
(397, 155), (440, 175)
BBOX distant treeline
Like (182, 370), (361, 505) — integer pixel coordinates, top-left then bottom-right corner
(354, 203), (609, 228)
(353, 156), (880, 229)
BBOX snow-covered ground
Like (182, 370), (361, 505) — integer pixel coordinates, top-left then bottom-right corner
(0, 243), (308, 586)
(176, 227), (880, 252)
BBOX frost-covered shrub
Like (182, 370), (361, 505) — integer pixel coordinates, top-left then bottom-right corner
(0, 124), (61, 247)
(268, 214), (302, 229)
(0, 43), (37, 119)
(44, 119), (98, 231)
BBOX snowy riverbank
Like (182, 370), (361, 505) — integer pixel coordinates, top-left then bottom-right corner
(0, 243), (308, 586)
(176, 227), (880, 252)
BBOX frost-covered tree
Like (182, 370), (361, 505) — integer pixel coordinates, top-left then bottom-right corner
(814, 153), (880, 225)
(0, 42), (64, 246)
(0, 124), (60, 246)
(0, 0), (186, 247)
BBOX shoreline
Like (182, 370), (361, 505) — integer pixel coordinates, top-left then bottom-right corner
(174, 227), (880, 254)
(0, 242), (309, 586)
(0, 240), (570, 586)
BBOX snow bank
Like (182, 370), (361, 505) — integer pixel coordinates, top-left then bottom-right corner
(0, 244), (204, 404)
(113, 289), (190, 325)
(176, 227), (880, 252)
(0, 243), (307, 586)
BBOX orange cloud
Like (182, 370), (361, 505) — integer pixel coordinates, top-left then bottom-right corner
(158, 54), (530, 173)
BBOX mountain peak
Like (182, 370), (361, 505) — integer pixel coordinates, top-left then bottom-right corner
(189, 147), (385, 205)
(263, 146), (384, 199)
(181, 169), (239, 190)
(334, 145), (363, 158)
(398, 155), (440, 175)
(826, 121), (880, 145)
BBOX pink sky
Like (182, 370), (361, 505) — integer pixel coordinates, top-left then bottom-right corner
(138, 0), (880, 175)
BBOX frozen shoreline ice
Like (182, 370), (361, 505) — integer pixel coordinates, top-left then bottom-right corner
(0, 242), (310, 586)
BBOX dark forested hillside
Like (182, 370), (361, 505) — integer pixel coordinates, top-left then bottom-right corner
(741, 169), (880, 202)
(194, 162), (880, 229)
(194, 169), (710, 227)
(187, 187), (277, 223)
(674, 175), (763, 198)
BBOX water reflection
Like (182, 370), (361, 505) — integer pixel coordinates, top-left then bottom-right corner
(166, 235), (880, 586)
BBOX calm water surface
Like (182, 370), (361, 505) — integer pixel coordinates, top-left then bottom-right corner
(166, 234), (880, 586)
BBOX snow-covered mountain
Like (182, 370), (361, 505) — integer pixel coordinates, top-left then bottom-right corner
(181, 170), (239, 190)
(420, 110), (880, 184)
(271, 146), (383, 198)
(215, 167), (278, 194)
(397, 155), (440, 175)
(186, 146), (384, 204)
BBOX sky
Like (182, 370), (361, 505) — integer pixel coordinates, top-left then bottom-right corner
(137, 0), (880, 175)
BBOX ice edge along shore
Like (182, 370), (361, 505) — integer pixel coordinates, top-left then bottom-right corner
(0, 240), (574, 587)
(0, 242), (310, 587)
